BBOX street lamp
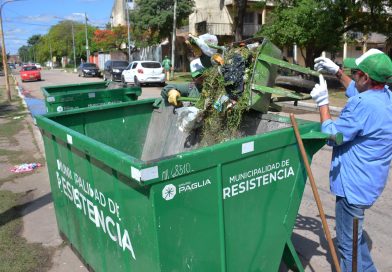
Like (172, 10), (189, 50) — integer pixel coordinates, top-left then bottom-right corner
(0, 0), (24, 102)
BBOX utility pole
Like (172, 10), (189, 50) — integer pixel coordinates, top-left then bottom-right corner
(124, 0), (131, 62)
(54, 17), (77, 70)
(49, 40), (53, 69)
(71, 22), (76, 71)
(0, 0), (24, 102)
(84, 12), (90, 61)
(170, 0), (177, 80)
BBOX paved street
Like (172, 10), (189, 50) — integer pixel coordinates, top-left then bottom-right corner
(2, 68), (392, 271)
(15, 68), (162, 100)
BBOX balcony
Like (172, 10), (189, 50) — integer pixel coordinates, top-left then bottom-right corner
(195, 22), (233, 36)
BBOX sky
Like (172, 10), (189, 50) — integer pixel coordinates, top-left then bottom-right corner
(2, 0), (114, 54)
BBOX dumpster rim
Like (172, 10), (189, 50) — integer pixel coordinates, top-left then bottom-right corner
(36, 101), (324, 185)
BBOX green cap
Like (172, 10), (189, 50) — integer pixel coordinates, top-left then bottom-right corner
(343, 49), (392, 83)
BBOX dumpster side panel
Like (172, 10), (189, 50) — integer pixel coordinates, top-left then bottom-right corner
(52, 102), (153, 159)
(222, 144), (308, 271)
(41, 133), (161, 272)
(42, 82), (108, 95)
(152, 168), (224, 271)
(44, 86), (142, 113)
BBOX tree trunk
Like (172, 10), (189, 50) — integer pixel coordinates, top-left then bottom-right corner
(304, 46), (323, 69)
(234, 0), (248, 42)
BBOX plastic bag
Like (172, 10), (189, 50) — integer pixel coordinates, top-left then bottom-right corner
(11, 163), (41, 173)
(175, 106), (202, 132)
(189, 33), (218, 57)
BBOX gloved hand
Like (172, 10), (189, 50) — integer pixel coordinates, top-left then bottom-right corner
(311, 75), (329, 106)
(168, 89), (182, 106)
(314, 57), (339, 75)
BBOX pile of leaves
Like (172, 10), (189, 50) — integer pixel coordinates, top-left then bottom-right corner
(195, 45), (258, 146)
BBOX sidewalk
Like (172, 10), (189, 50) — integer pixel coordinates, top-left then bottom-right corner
(0, 75), (87, 271)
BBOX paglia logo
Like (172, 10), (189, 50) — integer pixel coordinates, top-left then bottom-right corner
(162, 184), (176, 200)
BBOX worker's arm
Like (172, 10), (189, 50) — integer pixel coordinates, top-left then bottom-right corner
(335, 69), (352, 89)
(319, 105), (331, 123)
(314, 57), (352, 89)
(311, 75), (332, 123)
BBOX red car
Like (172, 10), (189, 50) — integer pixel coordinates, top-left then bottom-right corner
(20, 65), (41, 82)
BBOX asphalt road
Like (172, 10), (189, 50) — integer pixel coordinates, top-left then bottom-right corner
(8, 68), (392, 271)
(13, 68), (162, 100)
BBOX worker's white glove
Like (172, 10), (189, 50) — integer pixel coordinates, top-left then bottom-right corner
(311, 75), (329, 106)
(314, 57), (339, 75)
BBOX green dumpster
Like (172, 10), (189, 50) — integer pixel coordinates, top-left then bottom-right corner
(42, 81), (142, 113)
(36, 99), (328, 272)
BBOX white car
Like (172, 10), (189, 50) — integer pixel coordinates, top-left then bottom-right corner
(121, 61), (166, 86)
(32, 63), (42, 69)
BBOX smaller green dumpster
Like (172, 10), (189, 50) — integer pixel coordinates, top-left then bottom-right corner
(42, 81), (141, 113)
(36, 100), (331, 272)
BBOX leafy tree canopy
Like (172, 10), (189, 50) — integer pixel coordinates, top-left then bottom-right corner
(131, 0), (194, 47)
(30, 20), (98, 64)
(259, 0), (392, 67)
(93, 26), (128, 51)
(27, 35), (42, 47)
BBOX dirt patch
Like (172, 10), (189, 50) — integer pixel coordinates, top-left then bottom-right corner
(0, 190), (52, 272)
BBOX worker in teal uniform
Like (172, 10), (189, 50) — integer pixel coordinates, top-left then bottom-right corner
(162, 56), (172, 81)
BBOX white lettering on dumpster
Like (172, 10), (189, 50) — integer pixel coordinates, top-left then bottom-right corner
(161, 179), (212, 200)
(55, 159), (136, 260)
(223, 159), (295, 199)
(179, 179), (211, 193)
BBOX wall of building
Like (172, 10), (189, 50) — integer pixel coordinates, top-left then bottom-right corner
(111, 0), (126, 26)
(189, 0), (233, 36)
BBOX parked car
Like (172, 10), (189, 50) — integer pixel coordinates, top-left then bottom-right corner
(77, 63), (100, 77)
(33, 63), (42, 70)
(121, 61), (165, 86)
(103, 60), (129, 82)
(8, 63), (16, 69)
(20, 65), (41, 82)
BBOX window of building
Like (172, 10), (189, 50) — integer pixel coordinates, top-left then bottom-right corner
(244, 12), (255, 24)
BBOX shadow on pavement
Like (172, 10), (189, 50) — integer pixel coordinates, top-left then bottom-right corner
(280, 213), (373, 272)
(0, 192), (53, 227)
(0, 102), (18, 117)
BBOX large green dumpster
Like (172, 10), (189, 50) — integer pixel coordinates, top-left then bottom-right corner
(36, 99), (328, 272)
(42, 81), (141, 113)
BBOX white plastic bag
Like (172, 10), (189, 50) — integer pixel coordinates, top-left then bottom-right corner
(190, 33), (218, 57)
(175, 106), (202, 132)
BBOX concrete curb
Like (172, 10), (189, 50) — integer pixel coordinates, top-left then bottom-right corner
(280, 100), (343, 115)
(12, 74), (45, 155)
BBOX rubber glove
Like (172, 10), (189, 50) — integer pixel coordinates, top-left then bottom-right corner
(311, 74), (329, 106)
(314, 57), (339, 75)
(168, 89), (182, 106)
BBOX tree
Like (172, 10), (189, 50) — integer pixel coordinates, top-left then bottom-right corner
(131, 0), (194, 47)
(18, 45), (30, 63)
(260, 0), (343, 67)
(93, 26), (128, 51)
(259, 0), (392, 67)
(233, 0), (248, 42)
(31, 20), (97, 65)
